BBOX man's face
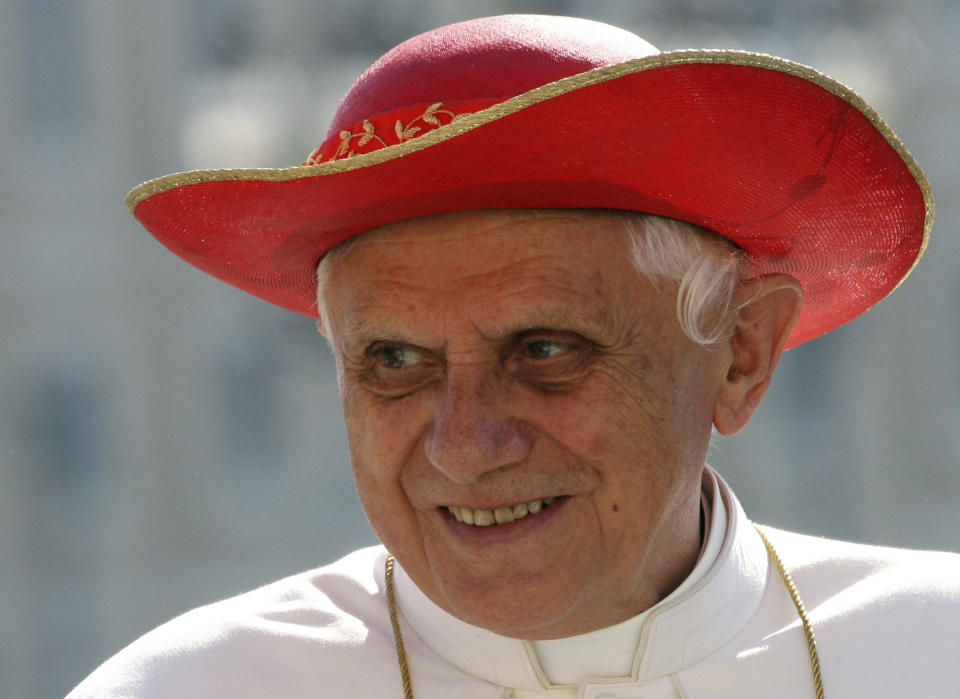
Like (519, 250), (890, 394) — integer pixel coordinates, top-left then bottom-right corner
(320, 210), (731, 639)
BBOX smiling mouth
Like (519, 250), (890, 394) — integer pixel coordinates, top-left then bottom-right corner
(445, 497), (559, 527)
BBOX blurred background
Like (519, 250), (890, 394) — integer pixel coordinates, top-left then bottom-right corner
(1, 1), (957, 696)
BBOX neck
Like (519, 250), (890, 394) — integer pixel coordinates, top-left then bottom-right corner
(530, 482), (723, 683)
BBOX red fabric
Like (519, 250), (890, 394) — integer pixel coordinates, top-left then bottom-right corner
(328, 15), (657, 139)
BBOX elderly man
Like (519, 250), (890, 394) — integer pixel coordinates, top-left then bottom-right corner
(71, 14), (957, 699)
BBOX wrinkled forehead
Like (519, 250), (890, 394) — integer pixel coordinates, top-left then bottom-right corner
(318, 208), (635, 277)
(313, 208), (685, 352)
(314, 209), (644, 324)
(343, 208), (627, 248)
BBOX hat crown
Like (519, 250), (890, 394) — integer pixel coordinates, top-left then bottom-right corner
(327, 14), (659, 139)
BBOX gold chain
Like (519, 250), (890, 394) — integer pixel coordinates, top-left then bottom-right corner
(754, 524), (826, 699)
(385, 527), (824, 699)
(384, 554), (415, 699)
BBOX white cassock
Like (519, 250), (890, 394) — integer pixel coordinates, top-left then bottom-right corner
(67, 468), (960, 698)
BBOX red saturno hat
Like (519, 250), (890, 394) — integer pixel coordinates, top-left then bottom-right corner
(127, 14), (932, 349)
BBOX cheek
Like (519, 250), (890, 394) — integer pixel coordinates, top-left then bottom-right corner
(343, 384), (403, 457)
(573, 363), (671, 456)
(524, 355), (713, 485)
(341, 388), (428, 499)
(342, 392), (430, 553)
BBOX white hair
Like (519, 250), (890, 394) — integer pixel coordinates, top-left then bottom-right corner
(316, 211), (750, 347)
(619, 212), (751, 347)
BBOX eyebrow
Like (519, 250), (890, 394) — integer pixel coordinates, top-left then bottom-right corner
(338, 316), (425, 352)
(339, 301), (612, 352)
(482, 313), (606, 342)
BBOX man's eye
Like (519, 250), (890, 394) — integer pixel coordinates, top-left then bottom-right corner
(507, 333), (594, 390)
(372, 343), (422, 369)
(523, 340), (572, 359)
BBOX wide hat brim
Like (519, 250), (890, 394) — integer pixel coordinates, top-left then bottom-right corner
(127, 50), (932, 349)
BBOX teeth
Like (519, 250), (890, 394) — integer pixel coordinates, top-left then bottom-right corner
(447, 497), (557, 527)
(474, 510), (495, 526)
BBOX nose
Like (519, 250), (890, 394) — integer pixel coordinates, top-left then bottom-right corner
(424, 365), (532, 484)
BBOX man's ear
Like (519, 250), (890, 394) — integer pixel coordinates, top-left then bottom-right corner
(713, 274), (803, 436)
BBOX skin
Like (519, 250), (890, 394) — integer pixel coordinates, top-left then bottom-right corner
(318, 209), (801, 639)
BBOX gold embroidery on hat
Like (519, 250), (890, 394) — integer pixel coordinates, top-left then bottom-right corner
(303, 102), (472, 165)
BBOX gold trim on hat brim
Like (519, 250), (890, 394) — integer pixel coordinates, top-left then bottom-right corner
(125, 48), (933, 288)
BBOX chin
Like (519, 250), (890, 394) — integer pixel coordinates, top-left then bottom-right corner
(435, 575), (582, 639)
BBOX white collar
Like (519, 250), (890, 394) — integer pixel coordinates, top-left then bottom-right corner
(393, 466), (769, 690)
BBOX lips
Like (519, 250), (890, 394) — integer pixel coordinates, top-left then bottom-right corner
(446, 497), (558, 526)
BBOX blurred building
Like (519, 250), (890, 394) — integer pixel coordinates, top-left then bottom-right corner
(1, 1), (957, 696)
